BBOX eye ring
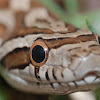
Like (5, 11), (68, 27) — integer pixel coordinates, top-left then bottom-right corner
(30, 39), (49, 67)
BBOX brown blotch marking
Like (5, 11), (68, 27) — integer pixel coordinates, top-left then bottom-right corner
(65, 23), (79, 33)
(31, 0), (59, 21)
(70, 54), (80, 58)
(0, 24), (7, 40)
(1, 47), (30, 69)
(30, 0), (44, 8)
(3, 27), (54, 43)
(17, 27), (54, 35)
(47, 10), (59, 21)
(44, 34), (96, 49)
(12, 11), (26, 34)
(4, 11), (27, 42)
(30, 0), (59, 21)
(0, 0), (9, 8)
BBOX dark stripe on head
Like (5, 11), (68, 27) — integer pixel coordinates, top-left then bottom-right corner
(1, 47), (30, 69)
(68, 47), (81, 51)
(44, 34), (97, 49)
(2, 27), (54, 45)
(89, 44), (99, 47)
(2, 26), (79, 46)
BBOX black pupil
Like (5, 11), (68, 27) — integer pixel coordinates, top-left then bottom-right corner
(32, 45), (45, 63)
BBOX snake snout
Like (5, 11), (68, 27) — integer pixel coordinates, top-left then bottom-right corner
(73, 52), (100, 85)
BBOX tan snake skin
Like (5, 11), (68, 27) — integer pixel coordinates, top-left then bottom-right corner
(0, 0), (100, 95)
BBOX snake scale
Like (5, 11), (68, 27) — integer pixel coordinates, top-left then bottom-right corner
(0, 0), (100, 95)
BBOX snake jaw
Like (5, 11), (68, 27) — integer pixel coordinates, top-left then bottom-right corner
(1, 50), (100, 94)
(1, 40), (100, 94)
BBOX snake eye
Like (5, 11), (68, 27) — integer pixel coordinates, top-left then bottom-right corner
(30, 39), (48, 67)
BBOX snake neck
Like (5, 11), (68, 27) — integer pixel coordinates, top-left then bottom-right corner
(0, 0), (78, 45)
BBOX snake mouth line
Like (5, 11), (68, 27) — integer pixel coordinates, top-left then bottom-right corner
(45, 75), (100, 94)
(1, 69), (100, 94)
(49, 75), (100, 87)
(28, 73), (100, 90)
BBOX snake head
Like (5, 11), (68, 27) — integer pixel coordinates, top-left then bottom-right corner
(1, 30), (100, 94)
(28, 33), (100, 94)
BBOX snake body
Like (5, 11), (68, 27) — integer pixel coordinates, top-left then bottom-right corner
(0, 0), (100, 95)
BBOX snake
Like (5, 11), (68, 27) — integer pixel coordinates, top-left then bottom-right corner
(0, 0), (100, 95)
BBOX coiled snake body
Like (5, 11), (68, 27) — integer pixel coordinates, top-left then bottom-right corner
(0, 0), (100, 95)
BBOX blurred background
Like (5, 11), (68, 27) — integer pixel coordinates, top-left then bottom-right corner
(38, 0), (100, 29)
(0, 0), (100, 100)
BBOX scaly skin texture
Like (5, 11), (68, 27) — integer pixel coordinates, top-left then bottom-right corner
(0, 0), (100, 95)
